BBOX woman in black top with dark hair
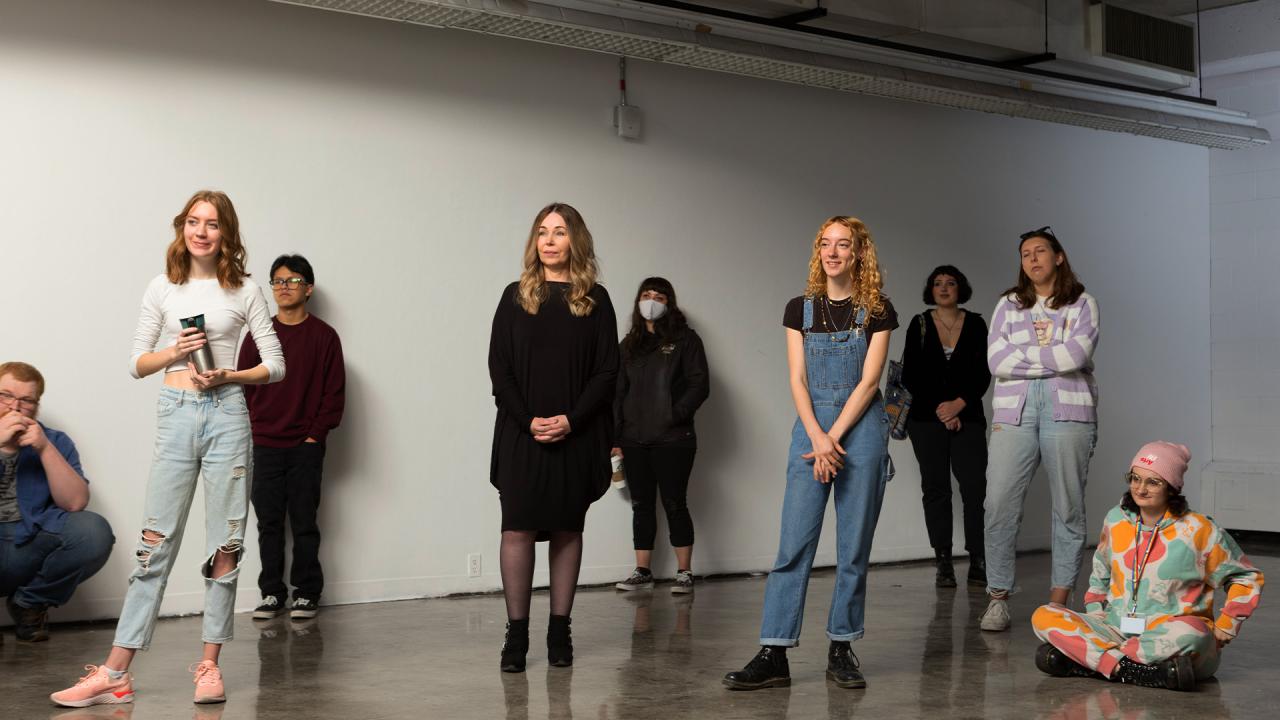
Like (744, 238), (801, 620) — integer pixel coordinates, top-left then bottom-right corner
(611, 277), (710, 595)
(901, 265), (991, 588)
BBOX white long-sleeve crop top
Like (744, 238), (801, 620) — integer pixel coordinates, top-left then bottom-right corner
(129, 274), (285, 382)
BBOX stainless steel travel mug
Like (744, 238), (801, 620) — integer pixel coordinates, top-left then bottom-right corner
(179, 314), (216, 374)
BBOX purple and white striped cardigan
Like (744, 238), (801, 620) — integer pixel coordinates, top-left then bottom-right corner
(986, 291), (1099, 425)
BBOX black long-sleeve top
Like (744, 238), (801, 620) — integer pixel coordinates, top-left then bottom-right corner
(488, 281), (619, 504)
(900, 310), (991, 423)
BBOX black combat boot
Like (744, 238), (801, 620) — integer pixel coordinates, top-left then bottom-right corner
(547, 615), (574, 667)
(723, 646), (791, 690)
(500, 619), (530, 673)
(826, 641), (867, 688)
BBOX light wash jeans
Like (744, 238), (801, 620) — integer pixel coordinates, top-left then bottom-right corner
(113, 385), (252, 649)
(984, 378), (1096, 596)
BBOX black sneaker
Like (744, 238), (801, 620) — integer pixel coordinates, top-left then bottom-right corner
(290, 597), (319, 620)
(253, 595), (286, 620)
(671, 570), (695, 594)
(1111, 655), (1196, 690)
(967, 557), (987, 587)
(6, 597), (49, 642)
(723, 647), (791, 690)
(1035, 643), (1098, 678)
(615, 568), (654, 591)
(826, 641), (866, 688)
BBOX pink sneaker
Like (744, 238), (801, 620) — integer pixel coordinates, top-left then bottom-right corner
(190, 660), (226, 704)
(50, 665), (134, 707)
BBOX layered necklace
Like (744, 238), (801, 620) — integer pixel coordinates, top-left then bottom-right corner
(820, 294), (857, 332)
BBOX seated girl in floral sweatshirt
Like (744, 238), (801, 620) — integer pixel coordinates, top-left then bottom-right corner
(1031, 441), (1264, 691)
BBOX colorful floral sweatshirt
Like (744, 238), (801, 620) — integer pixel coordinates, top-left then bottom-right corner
(1084, 505), (1265, 637)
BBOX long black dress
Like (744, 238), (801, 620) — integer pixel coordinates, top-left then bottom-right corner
(489, 281), (618, 534)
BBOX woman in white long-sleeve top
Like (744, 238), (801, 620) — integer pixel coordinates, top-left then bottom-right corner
(52, 190), (284, 709)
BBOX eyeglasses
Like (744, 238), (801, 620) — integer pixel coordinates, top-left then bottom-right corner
(1020, 225), (1057, 242)
(270, 278), (308, 289)
(0, 390), (39, 411)
(1125, 472), (1167, 491)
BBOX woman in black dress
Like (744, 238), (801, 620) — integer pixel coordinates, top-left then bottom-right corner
(900, 265), (991, 588)
(488, 202), (618, 673)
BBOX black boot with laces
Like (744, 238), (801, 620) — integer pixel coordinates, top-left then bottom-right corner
(826, 641), (867, 688)
(500, 619), (530, 673)
(1111, 655), (1196, 691)
(723, 646), (791, 690)
(1035, 643), (1099, 679)
(934, 550), (958, 588)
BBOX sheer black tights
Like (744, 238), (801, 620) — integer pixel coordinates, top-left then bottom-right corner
(500, 530), (583, 620)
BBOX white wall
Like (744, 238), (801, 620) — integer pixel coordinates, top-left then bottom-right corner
(0, 0), (1210, 623)
(1199, 0), (1280, 530)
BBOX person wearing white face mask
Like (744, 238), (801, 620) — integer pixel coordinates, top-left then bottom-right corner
(612, 278), (710, 595)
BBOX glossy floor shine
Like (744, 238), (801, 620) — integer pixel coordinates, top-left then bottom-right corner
(3, 547), (1274, 720)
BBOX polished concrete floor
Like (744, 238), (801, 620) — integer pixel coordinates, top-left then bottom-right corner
(2, 546), (1275, 720)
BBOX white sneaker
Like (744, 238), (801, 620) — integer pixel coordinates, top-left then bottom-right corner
(979, 596), (1011, 632)
(615, 569), (654, 591)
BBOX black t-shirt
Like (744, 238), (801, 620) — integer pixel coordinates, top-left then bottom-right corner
(782, 295), (899, 336)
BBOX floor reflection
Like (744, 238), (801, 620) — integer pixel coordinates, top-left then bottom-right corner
(253, 613), (325, 718)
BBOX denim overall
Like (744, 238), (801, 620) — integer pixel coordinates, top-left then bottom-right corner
(759, 298), (892, 646)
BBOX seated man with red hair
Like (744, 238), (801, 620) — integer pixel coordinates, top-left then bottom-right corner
(0, 361), (114, 642)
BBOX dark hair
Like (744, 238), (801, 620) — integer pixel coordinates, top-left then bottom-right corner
(620, 277), (690, 358)
(1120, 489), (1190, 517)
(270, 254), (315, 285)
(922, 265), (973, 305)
(1001, 228), (1085, 310)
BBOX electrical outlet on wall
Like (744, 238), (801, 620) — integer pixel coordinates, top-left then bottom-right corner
(467, 553), (482, 578)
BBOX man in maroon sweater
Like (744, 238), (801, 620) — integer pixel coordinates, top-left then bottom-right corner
(237, 255), (345, 621)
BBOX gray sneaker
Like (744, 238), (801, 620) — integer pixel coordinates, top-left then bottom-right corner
(979, 596), (1011, 632)
(671, 570), (694, 594)
(615, 569), (654, 591)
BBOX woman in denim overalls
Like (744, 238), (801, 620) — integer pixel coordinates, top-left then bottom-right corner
(724, 215), (897, 691)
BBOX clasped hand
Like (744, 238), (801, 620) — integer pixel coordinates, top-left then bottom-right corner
(0, 409), (49, 453)
(174, 327), (227, 390)
(802, 431), (846, 484)
(531, 415), (571, 443)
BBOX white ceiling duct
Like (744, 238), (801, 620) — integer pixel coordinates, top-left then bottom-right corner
(267, 0), (1270, 149)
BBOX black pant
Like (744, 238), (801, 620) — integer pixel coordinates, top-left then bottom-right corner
(907, 419), (986, 557)
(624, 445), (696, 550)
(252, 443), (326, 601)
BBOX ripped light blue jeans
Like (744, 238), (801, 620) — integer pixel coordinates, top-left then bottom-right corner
(113, 385), (252, 649)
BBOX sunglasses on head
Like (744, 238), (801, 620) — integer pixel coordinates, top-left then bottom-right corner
(1020, 225), (1056, 242)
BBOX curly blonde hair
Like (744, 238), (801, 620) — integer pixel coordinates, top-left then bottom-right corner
(804, 215), (886, 318)
(517, 203), (599, 317)
(165, 190), (249, 289)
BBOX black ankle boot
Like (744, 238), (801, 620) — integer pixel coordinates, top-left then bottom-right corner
(967, 556), (987, 587)
(1035, 643), (1098, 679)
(934, 550), (957, 588)
(1111, 655), (1195, 690)
(723, 646), (791, 690)
(500, 619), (530, 673)
(826, 641), (866, 688)
(547, 615), (573, 667)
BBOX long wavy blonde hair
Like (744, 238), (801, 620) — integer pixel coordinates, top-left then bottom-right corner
(165, 190), (249, 289)
(517, 202), (599, 316)
(804, 215), (886, 319)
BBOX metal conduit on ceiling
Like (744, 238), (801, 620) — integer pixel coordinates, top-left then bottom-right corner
(267, 0), (1270, 149)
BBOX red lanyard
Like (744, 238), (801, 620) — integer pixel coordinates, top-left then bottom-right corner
(1128, 512), (1167, 614)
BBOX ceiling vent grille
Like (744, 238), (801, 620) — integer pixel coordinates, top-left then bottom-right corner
(269, 0), (1268, 150)
(1094, 3), (1196, 75)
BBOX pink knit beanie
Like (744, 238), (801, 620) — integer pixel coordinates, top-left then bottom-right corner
(1130, 441), (1191, 492)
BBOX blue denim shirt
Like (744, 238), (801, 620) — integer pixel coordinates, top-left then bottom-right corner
(7, 423), (85, 545)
